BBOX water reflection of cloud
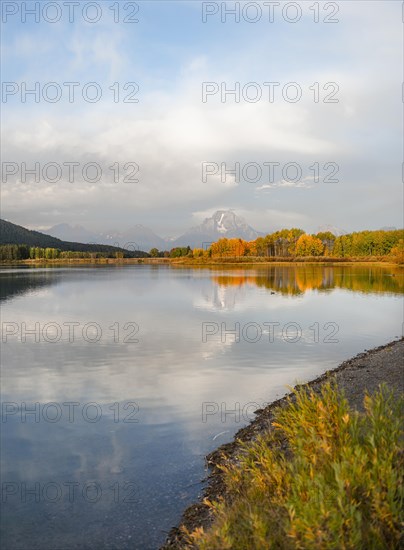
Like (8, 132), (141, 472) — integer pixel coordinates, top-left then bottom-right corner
(1, 266), (402, 548)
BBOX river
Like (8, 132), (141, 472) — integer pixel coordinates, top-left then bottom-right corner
(1, 264), (403, 549)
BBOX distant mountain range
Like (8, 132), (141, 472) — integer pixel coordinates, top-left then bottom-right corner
(43, 222), (167, 251)
(43, 210), (265, 251)
(1, 215), (394, 254)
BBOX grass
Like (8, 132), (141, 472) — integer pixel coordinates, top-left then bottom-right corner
(186, 384), (403, 549)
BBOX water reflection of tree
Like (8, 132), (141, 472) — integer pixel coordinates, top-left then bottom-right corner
(212, 266), (404, 295)
(0, 271), (61, 302)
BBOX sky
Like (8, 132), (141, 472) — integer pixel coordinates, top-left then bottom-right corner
(1, 0), (403, 237)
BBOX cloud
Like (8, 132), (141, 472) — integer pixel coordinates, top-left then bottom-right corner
(1, 1), (402, 232)
(256, 179), (315, 191)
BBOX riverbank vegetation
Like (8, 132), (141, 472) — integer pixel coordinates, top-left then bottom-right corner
(1, 229), (403, 264)
(154, 229), (404, 265)
(186, 383), (403, 549)
(189, 229), (404, 264)
(0, 244), (147, 261)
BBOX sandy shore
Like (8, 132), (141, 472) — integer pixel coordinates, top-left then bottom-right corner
(162, 338), (404, 548)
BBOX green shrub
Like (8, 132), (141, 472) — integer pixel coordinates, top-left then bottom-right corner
(188, 384), (403, 549)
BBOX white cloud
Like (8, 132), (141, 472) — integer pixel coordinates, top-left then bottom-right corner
(1, 1), (402, 232)
(256, 179), (314, 191)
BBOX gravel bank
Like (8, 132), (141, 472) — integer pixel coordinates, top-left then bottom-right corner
(162, 338), (404, 549)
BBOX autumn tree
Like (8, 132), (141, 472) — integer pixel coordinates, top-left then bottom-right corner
(315, 231), (336, 256)
(295, 234), (324, 256)
(390, 239), (404, 264)
(193, 248), (205, 258)
(255, 237), (267, 257)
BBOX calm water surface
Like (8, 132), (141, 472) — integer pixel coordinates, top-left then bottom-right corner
(1, 265), (403, 549)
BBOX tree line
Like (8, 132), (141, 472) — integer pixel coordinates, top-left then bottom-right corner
(2, 229), (403, 263)
(0, 245), (137, 261)
(0, 244), (194, 261)
(149, 246), (192, 258)
(190, 229), (404, 262)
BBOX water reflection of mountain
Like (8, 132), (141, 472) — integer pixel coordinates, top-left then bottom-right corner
(198, 282), (247, 310)
(212, 266), (404, 296)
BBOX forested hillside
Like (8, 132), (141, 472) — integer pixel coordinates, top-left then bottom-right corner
(0, 220), (148, 259)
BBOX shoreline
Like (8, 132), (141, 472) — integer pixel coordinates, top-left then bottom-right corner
(0, 258), (400, 267)
(162, 338), (404, 548)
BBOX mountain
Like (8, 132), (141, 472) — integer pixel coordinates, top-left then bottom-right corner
(317, 224), (347, 236)
(0, 220), (147, 257)
(42, 210), (263, 250)
(173, 210), (263, 248)
(99, 225), (167, 251)
(42, 223), (98, 243)
(44, 223), (166, 251)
